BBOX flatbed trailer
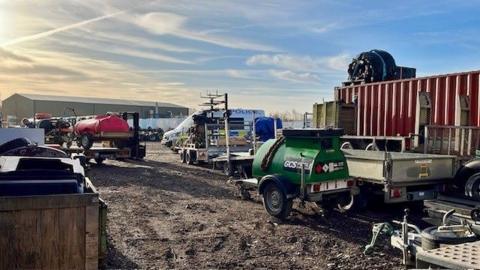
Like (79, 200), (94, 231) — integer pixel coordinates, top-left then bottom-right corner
(62, 146), (133, 164)
(179, 143), (251, 163)
(342, 149), (456, 203)
(212, 152), (254, 176)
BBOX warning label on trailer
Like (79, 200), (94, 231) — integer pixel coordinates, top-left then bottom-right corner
(316, 161), (345, 173)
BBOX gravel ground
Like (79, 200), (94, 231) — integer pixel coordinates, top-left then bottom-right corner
(88, 142), (409, 269)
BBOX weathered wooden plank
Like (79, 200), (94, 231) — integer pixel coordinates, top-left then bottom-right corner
(39, 208), (61, 270)
(85, 205), (99, 270)
(58, 207), (86, 269)
(13, 210), (42, 269)
(0, 193), (98, 211)
(0, 211), (15, 269)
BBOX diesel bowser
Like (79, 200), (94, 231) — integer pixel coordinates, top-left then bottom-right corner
(237, 128), (357, 219)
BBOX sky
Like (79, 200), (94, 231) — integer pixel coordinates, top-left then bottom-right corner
(1, 0), (480, 114)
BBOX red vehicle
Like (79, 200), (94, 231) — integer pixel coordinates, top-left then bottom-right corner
(74, 114), (131, 149)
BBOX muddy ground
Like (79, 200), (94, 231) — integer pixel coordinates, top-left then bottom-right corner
(89, 142), (415, 269)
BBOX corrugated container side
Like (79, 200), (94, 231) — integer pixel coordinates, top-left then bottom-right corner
(335, 70), (480, 137)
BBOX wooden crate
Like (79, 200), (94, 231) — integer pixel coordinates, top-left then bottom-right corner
(0, 192), (100, 269)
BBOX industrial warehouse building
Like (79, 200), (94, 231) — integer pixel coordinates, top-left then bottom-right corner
(2, 93), (189, 125)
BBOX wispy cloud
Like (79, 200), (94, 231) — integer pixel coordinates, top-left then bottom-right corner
(131, 12), (279, 52)
(310, 22), (339, 34)
(66, 28), (206, 54)
(2, 10), (127, 47)
(46, 34), (195, 65)
(103, 47), (194, 65)
(269, 70), (321, 83)
(246, 53), (350, 72)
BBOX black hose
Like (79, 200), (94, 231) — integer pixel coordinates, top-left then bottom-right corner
(261, 136), (285, 171)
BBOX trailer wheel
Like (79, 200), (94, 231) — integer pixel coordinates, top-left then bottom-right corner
(262, 182), (292, 220)
(95, 157), (105, 165)
(180, 150), (186, 163)
(465, 172), (480, 200)
(186, 151), (194, 165)
(80, 134), (93, 150)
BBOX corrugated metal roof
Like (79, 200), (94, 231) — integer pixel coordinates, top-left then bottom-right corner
(16, 93), (185, 108)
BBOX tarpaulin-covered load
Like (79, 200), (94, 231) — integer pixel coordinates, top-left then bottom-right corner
(74, 114), (130, 135)
(255, 117), (282, 142)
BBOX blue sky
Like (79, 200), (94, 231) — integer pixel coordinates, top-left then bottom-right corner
(1, 0), (480, 113)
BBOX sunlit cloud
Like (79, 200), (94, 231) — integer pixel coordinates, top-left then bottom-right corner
(246, 53), (351, 72)
(131, 12), (280, 52)
(2, 10), (127, 47)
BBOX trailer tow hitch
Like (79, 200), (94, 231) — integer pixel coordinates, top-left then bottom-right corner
(364, 209), (422, 266)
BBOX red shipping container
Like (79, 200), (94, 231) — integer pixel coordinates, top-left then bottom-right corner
(335, 70), (480, 138)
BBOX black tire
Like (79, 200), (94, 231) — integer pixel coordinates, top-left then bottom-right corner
(95, 157), (105, 165)
(186, 151), (193, 165)
(465, 173), (480, 200)
(180, 150), (186, 163)
(80, 134), (94, 150)
(262, 182), (292, 220)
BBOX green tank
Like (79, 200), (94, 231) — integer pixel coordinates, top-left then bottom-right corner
(249, 129), (354, 219)
(252, 129), (349, 183)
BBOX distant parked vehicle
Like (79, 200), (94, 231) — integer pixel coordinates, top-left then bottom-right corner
(140, 127), (164, 142)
